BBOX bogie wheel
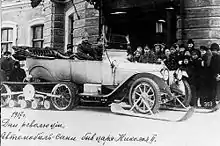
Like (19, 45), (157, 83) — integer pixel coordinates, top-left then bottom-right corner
(20, 100), (31, 109)
(173, 79), (192, 108)
(129, 78), (160, 114)
(43, 100), (51, 110)
(1, 84), (12, 107)
(51, 83), (79, 111)
(31, 100), (40, 110)
(9, 100), (18, 108)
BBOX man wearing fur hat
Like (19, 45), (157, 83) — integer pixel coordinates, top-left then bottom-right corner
(76, 35), (99, 60)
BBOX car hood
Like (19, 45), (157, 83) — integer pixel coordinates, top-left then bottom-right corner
(110, 57), (165, 71)
(111, 58), (166, 78)
(117, 62), (165, 72)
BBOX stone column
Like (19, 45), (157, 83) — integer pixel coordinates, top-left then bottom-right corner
(44, 0), (65, 50)
(72, 0), (99, 47)
(177, 0), (220, 48)
(166, 8), (176, 47)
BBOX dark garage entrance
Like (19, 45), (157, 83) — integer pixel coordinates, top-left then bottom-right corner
(101, 0), (180, 52)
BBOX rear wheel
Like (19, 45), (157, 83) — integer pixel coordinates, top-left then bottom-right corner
(51, 83), (79, 110)
(129, 78), (160, 114)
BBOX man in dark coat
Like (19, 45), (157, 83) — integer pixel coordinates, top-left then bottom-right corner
(0, 51), (16, 80)
(9, 61), (26, 82)
(0, 69), (7, 82)
(189, 50), (203, 107)
(139, 45), (156, 64)
(198, 46), (209, 107)
(76, 36), (99, 60)
(209, 43), (220, 107)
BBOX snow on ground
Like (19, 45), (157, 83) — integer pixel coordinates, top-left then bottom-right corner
(1, 106), (220, 146)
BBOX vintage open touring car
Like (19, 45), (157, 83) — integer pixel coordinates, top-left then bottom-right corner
(1, 44), (192, 119)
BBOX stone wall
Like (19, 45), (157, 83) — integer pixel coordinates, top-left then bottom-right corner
(177, 0), (220, 48)
(2, 0), (45, 47)
(44, 1), (65, 50)
(64, 0), (99, 50)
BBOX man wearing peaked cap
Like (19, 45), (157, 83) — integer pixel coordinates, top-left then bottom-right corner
(0, 51), (16, 80)
(209, 43), (220, 107)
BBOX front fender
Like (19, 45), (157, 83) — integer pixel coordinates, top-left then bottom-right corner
(108, 72), (172, 98)
(128, 73), (172, 97)
(104, 72), (173, 99)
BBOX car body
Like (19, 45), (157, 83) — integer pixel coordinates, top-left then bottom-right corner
(1, 47), (191, 113)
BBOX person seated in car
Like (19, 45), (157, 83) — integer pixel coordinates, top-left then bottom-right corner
(76, 35), (99, 60)
(139, 45), (156, 63)
(65, 44), (74, 56)
(93, 37), (103, 61)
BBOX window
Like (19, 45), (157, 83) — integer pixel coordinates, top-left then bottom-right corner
(1, 28), (13, 53)
(65, 7), (75, 52)
(32, 25), (44, 48)
(156, 21), (164, 33)
(68, 15), (74, 47)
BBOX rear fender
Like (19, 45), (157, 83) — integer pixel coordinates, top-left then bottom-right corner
(28, 65), (55, 81)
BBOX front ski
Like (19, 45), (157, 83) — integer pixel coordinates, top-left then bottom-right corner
(110, 103), (194, 122)
(161, 102), (220, 114)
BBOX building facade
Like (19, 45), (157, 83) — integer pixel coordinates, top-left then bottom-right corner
(1, 0), (99, 54)
(1, 0), (220, 55)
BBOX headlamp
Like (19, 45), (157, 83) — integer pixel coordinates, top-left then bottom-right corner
(23, 84), (35, 100)
(176, 69), (183, 80)
(161, 69), (169, 81)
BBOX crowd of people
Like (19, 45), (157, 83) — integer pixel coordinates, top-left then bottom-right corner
(0, 51), (26, 82)
(127, 39), (220, 109)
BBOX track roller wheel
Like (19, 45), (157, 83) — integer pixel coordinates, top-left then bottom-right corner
(43, 100), (51, 110)
(8, 100), (18, 108)
(20, 100), (31, 109)
(31, 100), (40, 110)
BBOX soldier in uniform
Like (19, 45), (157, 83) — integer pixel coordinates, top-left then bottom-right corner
(76, 35), (99, 60)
